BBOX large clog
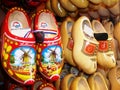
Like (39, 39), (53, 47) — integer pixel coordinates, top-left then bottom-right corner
(92, 20), (116, 68)
(60, 17), (76, 66)
(1, 7), (36, 85)
(72, 16), (98, 74)
(34, 9), (64, 81)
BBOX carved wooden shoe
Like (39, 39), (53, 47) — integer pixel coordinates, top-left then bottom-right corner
(1, 7), (36, 85)
(60, 17), (76, 66)
(51, 0), (67, 17)
(88, 72), (108, 90)
(70, 0), (89, 8)
(59, 0), (77, 12)
(34, 9), (64, 81)
(72, 16), (98, 74)
(92, 20), (116, 69)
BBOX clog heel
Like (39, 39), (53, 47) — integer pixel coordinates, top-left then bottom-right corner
(72, 16), (98, 74)
(92, 20), (116, 68)
(60, 17), (76, 66)
(88, 72), (108, 90)
(1, 7), (36, 85)
(34, 9), (64, 81)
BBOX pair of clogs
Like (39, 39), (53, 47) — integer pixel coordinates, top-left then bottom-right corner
(0, 7), (63, 85)
(60, 72), (108, 90)
(61, 16), (116, 74)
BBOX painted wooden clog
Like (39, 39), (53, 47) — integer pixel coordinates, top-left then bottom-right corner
(1, 7), (36, 85)
(34, 9), (64, 81)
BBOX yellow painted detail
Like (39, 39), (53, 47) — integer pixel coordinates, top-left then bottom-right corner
(3, 62), (7, 68)
(6, 45), (12, 53)
(38, 48), (41, 53)
(8, 69), (13, 76)
(15, 73), (35, 81)
(2, 50), (5, 57)
(4, 42), (7, 49)
(4, 53), (9, 60)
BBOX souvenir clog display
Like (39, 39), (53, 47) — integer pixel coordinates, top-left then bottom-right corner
(60, 17), (76, 66)
(34, 9), (64, 81)
(0, 0), (120, 90)
(72, 16), (98, 74)
(92, 20), (116, 69)
(1, 7), (36, 85)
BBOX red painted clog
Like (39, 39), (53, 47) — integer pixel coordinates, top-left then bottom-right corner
(1, 7), (36, 85)
(34, 9), (64, 81)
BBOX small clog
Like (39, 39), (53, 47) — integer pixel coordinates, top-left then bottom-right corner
(72, 16), (98, 74)
(59, 0), (78, 12)
(45, 0), (55, 13)
(97, 4), (110, 18)
(88, 72), (108, 90)
(89, 0), (102, 4)
(70, 76), (90, 90)
(88, 10), (100, 19)
(108, 2), (120, 16)
(1, 7), (36, 85)
(102, 0), (119, 7)
(51, 0), (67, 17)
(34, 9), (64, 81)
(92, 20), (116, 68)
(102, 20), (118, 60)
(60, 74), (75, 90)
(108, 66), (120, 90)
(60, 17), (76, 66)
(70, 0), (89, 8)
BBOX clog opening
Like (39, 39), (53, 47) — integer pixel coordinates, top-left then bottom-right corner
(68, 76), (74, 89)
(8, 10), (32, 38)
(94, 74), (107, 90)
(82, 20), (94, 39)
(67, 21), (73, 37)
(38, 12), (58, 39)
(78, 78), (90, 90)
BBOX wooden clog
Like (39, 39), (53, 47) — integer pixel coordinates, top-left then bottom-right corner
(72, 16), (98, 74)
